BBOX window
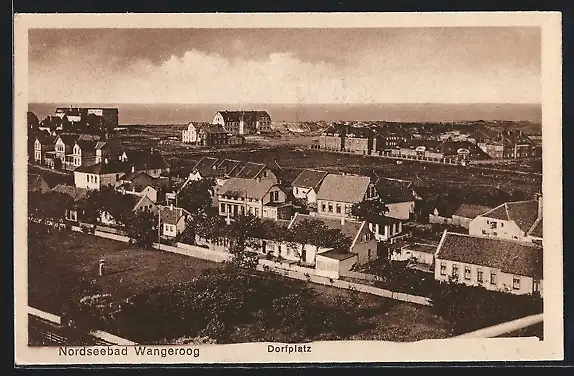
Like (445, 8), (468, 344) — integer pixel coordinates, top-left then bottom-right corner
(513, 277), (520, 290)
(294, 187), (298, 195)
(477, 269), (483, 282)
(220, 203), (225, 213)
(490, 272), (497, 285)
(490, 221), (497, 229)
(464, 266), (471, 280)
(452, 264), (459, 278)
(328, 203), (333, 212)
(336, 204), (341, 214)
(481, 230), (487, 235)
(321, 203), (326, 212)
(440, 262), (447, 276)
(345, 205), (351, 215)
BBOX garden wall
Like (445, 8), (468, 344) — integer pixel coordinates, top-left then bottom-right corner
(94, 230), (130, 243)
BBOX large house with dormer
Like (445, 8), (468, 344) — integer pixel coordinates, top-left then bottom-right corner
(212, 110), (272, 135)
(217, 177), (291, 220)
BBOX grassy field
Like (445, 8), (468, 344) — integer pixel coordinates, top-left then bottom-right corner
(28, 229), (454, 343)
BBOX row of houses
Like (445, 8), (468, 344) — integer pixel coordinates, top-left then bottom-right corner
(33, 133), (111, 171)
(315, 124), (540, 161)
(181, 110), (272, 145)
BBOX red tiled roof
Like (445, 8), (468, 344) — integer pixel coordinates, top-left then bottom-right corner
(219, 178), (277, 200)
(437, 232), (542, 279)
(159, 206), (189, 226)
(375, 177), (417, 203)
(235, 162), (267, 180)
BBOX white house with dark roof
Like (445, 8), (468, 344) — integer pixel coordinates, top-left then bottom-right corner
(217, 177), (290, 220)
(435, 231), (543, 295)
(451, 204), (493, 229)
(468, 195), (543, 245)
(118, 149), (170, 178)
(375, 177), (421, 220)
(288, 212), (377, 268)
(159, 205), (190, 238)
(315, 173), (377, 219)
(212, 110), (271, 135)
(74, 160), (128, 190)
(52, 184), (89, 222)
(291, 169), (329, 204)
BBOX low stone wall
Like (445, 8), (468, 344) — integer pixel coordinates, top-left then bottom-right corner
(94, 230), (130, 243)
(339, 270), (382, 282)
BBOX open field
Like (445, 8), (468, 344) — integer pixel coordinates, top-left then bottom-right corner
(28, 228), (453, 343)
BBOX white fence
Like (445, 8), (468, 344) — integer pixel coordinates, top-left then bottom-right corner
(93, 230), (130, 243)
(28, 306), (137, 345)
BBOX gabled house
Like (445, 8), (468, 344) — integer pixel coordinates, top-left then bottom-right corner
(315, 174), (377, 219)
(468, 195), (543, 245)
(234, 162), (279, 183)
(287, 213), (377, 270)
(117, 171), (169, 203)
(95, 141), (111, 164)
(68, 139), (98, 170)
(212, 110), (271, 135)
(73, 160), (128, 190)
(217, 177), (291, 220)
(291, 169), (329, 204)
(159, 205), (190, 238)
(51, 184), (89, 222)
(435, 231), (543, 296)
(451, 204), (493, 229)
(118, 149), (170, 178)
(187, 157), (221, 182)
(33, 134), (56, 165)
(54, 134), (80, 169)
(375, 177), (421, 220)
(100, 194), (158, 226)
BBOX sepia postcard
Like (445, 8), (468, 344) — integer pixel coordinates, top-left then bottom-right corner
(13, 12), (563, 365)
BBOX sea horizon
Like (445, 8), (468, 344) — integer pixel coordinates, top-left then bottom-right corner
(28, 102), (542, 125)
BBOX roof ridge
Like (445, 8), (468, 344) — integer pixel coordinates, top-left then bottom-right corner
(480, 202), (506, 217)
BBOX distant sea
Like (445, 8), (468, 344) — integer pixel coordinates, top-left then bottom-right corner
(28, 103), (542, 125)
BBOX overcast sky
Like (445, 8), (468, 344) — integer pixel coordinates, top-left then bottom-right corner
(28, 27), (541, 104)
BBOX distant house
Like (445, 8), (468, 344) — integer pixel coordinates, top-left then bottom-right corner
(315, 174), (377, 219)
(182, 122), (230, 146)
(451, 204), (493, 229)
(291, 169), (329, 204)
(51, 184), (89, 222)
(68, 139), (99, 170)
(288, 212), (377, 267)
(468, 195), (543, 245)
(100, 194), (158, 227)
(375, 177), (420, 220)
(74, 160), (128, 190)
(118, 149), (170, 178)
(33, 134), (56, 165)
(217, 178), (291, 220)
(474, 129), (537, 159)
(212, 110), (272, 135)
(95, 141), (111, 164)
(187, 157), (222, 182)
(435, 231), (543, 296)
(54, 134), (80, 169)
(28, 173), (52, 193)
(159, 205), (190, 238)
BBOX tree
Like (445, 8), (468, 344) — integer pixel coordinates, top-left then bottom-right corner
(85, 186), (135, 226)
(289, 218), (352, 263)
(27, 111), (39, 132)
(125, 210), (158, 248)
(226, 214), (263, 269)
(28, 190), (74, 222)
(351, 199), (390, 224)
(193, 213), (227, 243)
(177, 178), (217, 217)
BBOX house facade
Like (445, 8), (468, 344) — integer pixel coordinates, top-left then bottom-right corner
(291, 169), (328, 204)
(54, 134), (80, 169)
(315, 174), (377, 219)
(434, 231), (543, 296)
(468, 196), (542, 244)
(33, 135), (56, 165)
(217, 178), (290, 220)
(73, 161), (127, 190)
(159, 205), (190, 238)
(212, 110), (271, 135)
(69, 140), (99, 170)
(51, 184), (89, 222)
(99, 195), (158, 226)
(451, 204), (493, 229)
